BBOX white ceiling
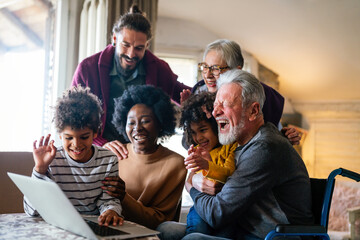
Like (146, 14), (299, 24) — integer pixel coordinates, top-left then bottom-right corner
(158, 0), (360, 101)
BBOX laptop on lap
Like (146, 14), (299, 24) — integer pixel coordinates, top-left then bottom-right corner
(7, 172), (159, 240)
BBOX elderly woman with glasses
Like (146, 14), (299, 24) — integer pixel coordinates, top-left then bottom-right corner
(181, 39), (282, 128)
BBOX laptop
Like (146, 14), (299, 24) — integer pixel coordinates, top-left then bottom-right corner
(7, 172), (159, 240)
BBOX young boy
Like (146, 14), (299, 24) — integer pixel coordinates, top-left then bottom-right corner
(24, 86), (123, 226)
(180, 92), (237, 237)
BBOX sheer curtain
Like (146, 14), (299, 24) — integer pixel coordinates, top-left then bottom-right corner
(78, 0), (158, 62)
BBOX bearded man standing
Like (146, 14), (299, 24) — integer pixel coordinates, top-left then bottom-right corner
(72, 5), (190, 147)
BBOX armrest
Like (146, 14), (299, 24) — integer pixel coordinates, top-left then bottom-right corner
(275, 224), (327, 233)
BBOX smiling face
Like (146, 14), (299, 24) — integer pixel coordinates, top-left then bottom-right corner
(114, 28), (149, 74)
(212, 83), (247, 145)
(60, 127), (97, 163)
(202, 50), (229, 92)
(190, 120), (220, 152)
(126, 104), (160, 154)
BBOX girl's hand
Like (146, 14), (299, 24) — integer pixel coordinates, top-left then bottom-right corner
(184, 151), (210, 172)
(187, 144), (196, 155)
(33, 134), (57, 174)
(193, 146), (212, 162)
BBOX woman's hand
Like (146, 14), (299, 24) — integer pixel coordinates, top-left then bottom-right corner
(33, 134), (57, 174)
(98, 209), (124, 226)
(102, 176), (126, 201)
(282, 127), (301, 145)
(103, 140), (128, 160)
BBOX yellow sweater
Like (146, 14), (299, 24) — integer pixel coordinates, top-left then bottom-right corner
(118, 144), (186, 229)
(202, 142), (238, 184)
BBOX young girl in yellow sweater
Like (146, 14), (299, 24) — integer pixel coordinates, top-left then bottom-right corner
(180, 91), (237, 237)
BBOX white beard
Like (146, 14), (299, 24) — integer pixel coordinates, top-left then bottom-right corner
(218, 112), (245, 145)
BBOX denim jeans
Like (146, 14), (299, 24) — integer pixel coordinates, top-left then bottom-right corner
(156, 221), (186, 240)
(156, 220), (262, 240)
(186, 206), (211, 235)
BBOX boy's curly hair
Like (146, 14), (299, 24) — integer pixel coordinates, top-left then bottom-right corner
(54, 86), (103, 133)
(180, 92), (218, 146)
(112, 85), (177, 143)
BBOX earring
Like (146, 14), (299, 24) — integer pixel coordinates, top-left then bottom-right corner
(112, 36), (116, 46)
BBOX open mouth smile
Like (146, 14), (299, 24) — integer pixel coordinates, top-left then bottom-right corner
(217, 119), (229, 131)
(198, 141), (209, 148)
(70, 149), (84, 155)
(206, 80), (216, 87)
(133, 134), (147, 142)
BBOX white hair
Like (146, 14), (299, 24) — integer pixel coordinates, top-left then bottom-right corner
(217, 69), (265, 110)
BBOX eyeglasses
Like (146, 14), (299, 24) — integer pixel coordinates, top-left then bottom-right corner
(198, 63), (230, 76)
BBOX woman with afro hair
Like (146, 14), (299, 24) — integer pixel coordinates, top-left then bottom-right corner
(101, 85), (187, 230)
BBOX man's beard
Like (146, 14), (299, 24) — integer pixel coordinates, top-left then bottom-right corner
(115, 54), (140, 77)
(218, 111), (245, 145)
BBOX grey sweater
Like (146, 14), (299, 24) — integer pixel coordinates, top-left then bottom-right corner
(190, 123), (313, 239)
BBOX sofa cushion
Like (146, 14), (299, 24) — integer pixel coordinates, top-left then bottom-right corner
(0, 152), (33, 213)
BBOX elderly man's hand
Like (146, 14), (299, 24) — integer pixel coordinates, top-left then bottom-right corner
(103, 140), (128, 160)
(186, 172), (223, 196)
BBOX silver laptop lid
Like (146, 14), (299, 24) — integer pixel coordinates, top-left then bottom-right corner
(7, 172), (159, 239)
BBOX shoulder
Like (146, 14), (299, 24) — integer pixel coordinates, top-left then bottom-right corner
(158, 145), (184, 162)
(78, 45), (114, 69)
(191, 80), (206, 94)
(157, 146), (186, 172)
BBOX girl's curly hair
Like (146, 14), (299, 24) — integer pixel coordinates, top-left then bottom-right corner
(112, 85), (177, 143)
(54, 86), (103, 133)
(180, 92), (218, 146)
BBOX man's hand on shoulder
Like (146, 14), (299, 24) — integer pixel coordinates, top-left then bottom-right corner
(103, 140), (128, 160)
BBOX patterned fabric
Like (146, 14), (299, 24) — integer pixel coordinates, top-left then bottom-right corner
(24, 145), (122, 217)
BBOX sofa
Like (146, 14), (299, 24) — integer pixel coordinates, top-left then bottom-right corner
(0, 152), (33, 214)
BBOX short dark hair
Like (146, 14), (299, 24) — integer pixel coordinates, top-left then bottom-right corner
(112, 85), (177, 142)
(180, 92), (218, 146)
(54, 86), (102, 133)
(112, 4), (152, 40)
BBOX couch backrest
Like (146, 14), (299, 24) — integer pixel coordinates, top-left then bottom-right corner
(0, 152), (33, 213)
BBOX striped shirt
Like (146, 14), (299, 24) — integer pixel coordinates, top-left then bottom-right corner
(24, 145), (122, 217)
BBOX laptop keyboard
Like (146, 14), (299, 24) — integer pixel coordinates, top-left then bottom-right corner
(85, 219), (129, 237)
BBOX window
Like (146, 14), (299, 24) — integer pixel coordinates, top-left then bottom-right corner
(0, 1), (53, 151)
(159, 57), (199, 87)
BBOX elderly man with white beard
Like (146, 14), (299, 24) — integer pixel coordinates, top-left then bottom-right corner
(157, 69), (314, 240)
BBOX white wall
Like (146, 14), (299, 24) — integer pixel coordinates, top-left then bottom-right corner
(155, 16), (259, 75)
(154, 16), (360, 178)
